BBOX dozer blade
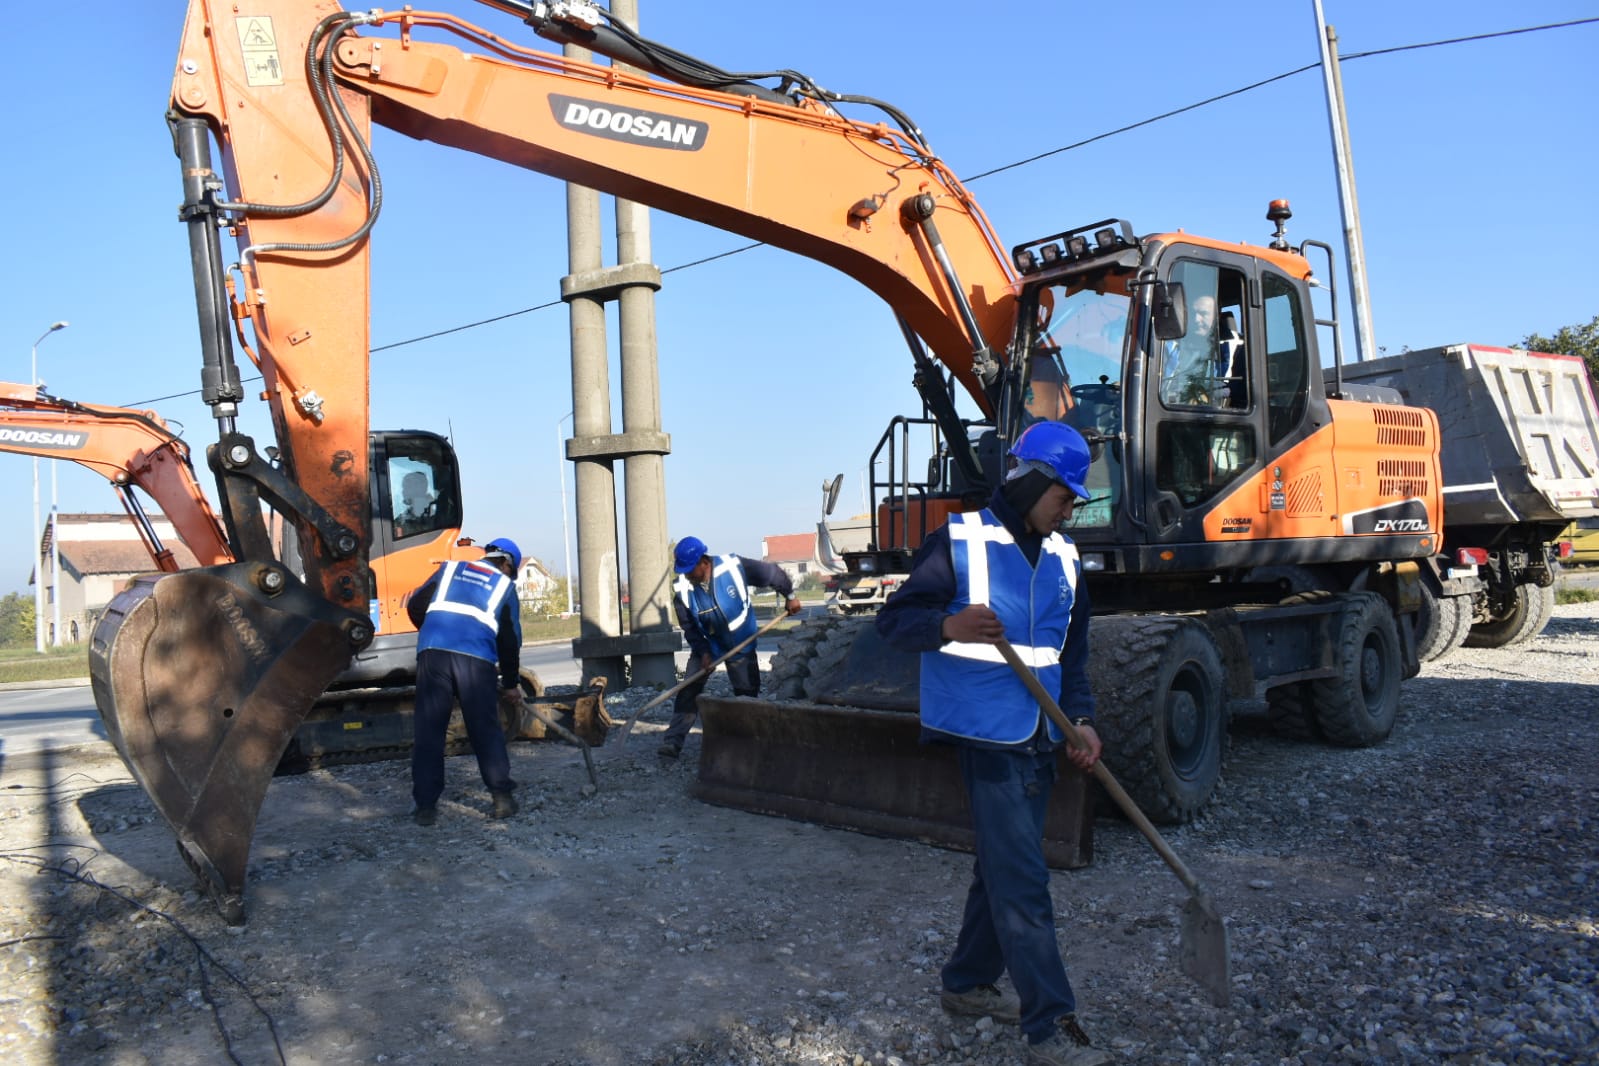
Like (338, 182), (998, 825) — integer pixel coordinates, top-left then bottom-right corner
(89, 564), (365, 924)
(693, 696), (1093, 869)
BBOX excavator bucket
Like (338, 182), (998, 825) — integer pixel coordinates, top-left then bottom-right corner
(89, 564), (365, 924)
(693, 696), (1094, 869)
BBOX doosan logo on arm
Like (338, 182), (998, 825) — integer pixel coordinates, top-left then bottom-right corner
(550, 94), (709, 150)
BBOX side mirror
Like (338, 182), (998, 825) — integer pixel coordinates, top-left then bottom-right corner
(822, 474), (843, 517)
(1152, 280), (1187, 341)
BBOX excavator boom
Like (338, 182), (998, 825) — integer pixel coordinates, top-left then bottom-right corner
(0, 381), (232, 570)
(98, 0), (1024, 920)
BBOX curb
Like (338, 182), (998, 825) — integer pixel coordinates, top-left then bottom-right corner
(0, 677), (92, 692)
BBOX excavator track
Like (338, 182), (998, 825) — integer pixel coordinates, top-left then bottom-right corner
(276, 675), (604, 774)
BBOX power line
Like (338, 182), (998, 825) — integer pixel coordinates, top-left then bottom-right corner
(128, 15), (1595, 408)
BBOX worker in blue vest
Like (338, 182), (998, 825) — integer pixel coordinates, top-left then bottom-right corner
(660, 536), (803, 759)
(405, 537), (524, 826)
(875, 421), (1113, 1066)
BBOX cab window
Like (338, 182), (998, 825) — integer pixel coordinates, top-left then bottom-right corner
(1262, 270), (1310, 443)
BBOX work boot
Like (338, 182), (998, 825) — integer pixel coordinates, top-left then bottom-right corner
(412, 805), (437, 827)
(490, 790), (518, 819)
(940, 983), (1021, 1023)
(1026, 1014), (1113, 1066)
(658, 741), (682, 760)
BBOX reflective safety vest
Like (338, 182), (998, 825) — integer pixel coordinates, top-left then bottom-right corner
(674, 554), (758, 657)
(920, 509), (1080, 745)
(416, 560), (515, 664)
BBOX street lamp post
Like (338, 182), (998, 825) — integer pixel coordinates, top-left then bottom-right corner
(30, 320), (68, 654)
(51, 461), (62, 647)
(558, 411), (575, 615)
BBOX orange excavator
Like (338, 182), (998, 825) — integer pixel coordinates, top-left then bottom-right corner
(101, 0), (1457, 920)
(0, 378), (503, 760)
(0, 380), (232, 572)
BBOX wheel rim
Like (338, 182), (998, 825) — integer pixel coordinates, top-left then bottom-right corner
(1163, 666), (1212, 780)
(1360, 636), (1385, 710)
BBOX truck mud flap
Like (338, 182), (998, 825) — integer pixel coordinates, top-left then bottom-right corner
(692, 696), (1093, 869)
(89, 566), (364, 924)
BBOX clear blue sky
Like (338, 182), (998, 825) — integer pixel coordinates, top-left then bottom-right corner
(2, 1), (1595, 597)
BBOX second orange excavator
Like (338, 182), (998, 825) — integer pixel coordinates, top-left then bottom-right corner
(0, 377), (507, 765)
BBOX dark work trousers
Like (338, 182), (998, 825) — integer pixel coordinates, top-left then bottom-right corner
(411, 649), (515, 808)
(942, 745), (1076, 1043)
(662, 652), (760, 749)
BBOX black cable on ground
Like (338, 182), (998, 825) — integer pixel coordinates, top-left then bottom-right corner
(0, 851), (286, 1066)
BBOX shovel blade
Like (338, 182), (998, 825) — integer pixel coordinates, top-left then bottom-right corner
(1179, 892), (1232, 1006)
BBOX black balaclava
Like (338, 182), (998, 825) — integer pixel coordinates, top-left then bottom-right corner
(998, 468), (1058, 529)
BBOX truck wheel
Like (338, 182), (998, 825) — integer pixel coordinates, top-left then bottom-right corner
(1464, 583), (1554, 649)
(1415, 586), (1472, 663)
(1090, 618), (1226, 825)
(1264, 682), (1321, 741)
(1310, 593), (1401, 747)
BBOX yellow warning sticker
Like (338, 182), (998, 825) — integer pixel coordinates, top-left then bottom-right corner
(236, 16), (284, 87)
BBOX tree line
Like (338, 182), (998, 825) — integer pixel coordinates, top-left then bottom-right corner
(1521, 314), (1599, 382)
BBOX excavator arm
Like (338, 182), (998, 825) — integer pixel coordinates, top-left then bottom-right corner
(98, 0), (1021, 921)
(0, 381), (232, 571)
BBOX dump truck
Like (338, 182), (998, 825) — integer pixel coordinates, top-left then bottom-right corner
(1336, 344), (1599, 652)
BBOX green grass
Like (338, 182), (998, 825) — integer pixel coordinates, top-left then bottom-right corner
(521, 616), (581, 642)
(1556, 585), (1598, 605)
(0, 595), (827, 684)
(0, 645), (92, 684)
(519, 598), (817, 644)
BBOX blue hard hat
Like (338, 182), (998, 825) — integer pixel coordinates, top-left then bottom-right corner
(483, 537), (522, 571)
(1008, 421), (1091, 501)
(673, 536), (708, 574)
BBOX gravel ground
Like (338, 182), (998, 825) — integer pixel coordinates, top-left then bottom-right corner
(1, 602), (1595, 1066)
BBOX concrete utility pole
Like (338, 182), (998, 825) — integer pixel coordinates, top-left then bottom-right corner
(560, 0), (678, 689)
(1313, 1), (1377, 362)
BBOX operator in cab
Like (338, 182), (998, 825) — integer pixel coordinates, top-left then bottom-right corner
(661, 535), (803, 760)
(405, 537), (525, 826)
(874, 421), (1113, 1066)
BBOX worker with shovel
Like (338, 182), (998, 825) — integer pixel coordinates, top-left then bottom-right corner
(661, 536), (803, 759)
(876, 421), (1113, 1066)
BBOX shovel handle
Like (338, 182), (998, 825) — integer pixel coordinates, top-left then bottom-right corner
(617, 610), (792, 745)
(995, 637), (1203, 895)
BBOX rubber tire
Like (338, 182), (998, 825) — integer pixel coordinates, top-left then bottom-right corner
(1414, 586), (1472, 663)
(1264, 682), (1321, 741)
(1464, 583), (1554, 649)
(1309, 592), (1402, 748)
(1089, 617), (1227, 825)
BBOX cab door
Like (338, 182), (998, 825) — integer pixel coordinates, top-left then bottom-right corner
(367, 430), (467, 636)
(1145, 251), (1265, 549)
(1143, 248), (1334, 556)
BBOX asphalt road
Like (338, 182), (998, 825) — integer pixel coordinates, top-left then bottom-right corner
(0, 639), (782, 762)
